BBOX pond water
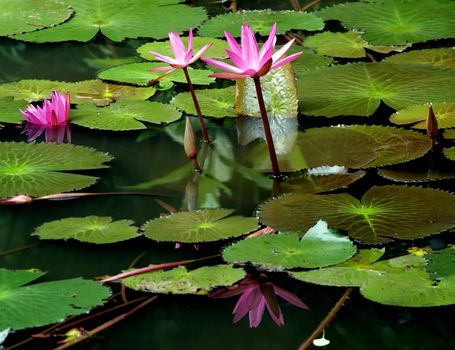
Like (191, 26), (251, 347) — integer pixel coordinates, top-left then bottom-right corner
(1, 0), (454, 349)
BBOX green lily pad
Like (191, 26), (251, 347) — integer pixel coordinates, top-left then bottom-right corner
(142, 209), (258, 243)
(378, 168), (455, 183)
(72, 100), (181, 131)
(0, 142), (112, 198)
(317, 1), (455, 45)
(13, 0), (208, 42)
(292, 48), (333, 79)
(223, 220), (357, 270)
(0, 97), (27, 124)
(297, 63), (455, 117)
(137, 37), (228, 61)
(304, 31), (368, 58)
(259, 185), (455, 244)
(384, 48), (455, 70)
(123, 264), (246, 295)
(198, 10), (324, 38)
(444, 129), (455, 140)
(444, 147), (455, 161)
(390, 103), (455, 129)
(0, 80), (68, 103)
(171, 87), (236, 118)
(0, 0), (73, 36)
(426, 247), (455, 279)
(0, 268), (110, 330)
(33, 216), (139, 244)
(98, 63), (214, 87)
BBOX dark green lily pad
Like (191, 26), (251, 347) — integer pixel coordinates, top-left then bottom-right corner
(171, 87), (236, 118)
(198, 10), (324, 37)
(0, 142), (112, 198)
(259, 185), (455, 244)
(318, 1), (455, 45)
(98, 63), (214, 87)
(384, 48), (455, 70)
(390, 103), (455, 129)
(297, 63), (455, 117)
(33, 216), (139, 244)
(72, 100), (181, 131)
(426, 247), (455, 279)
(292, 49), (333, 80)
(444, 147), (455, 161)
(223, 220), (357, 270)
(444, 129), (455, 140)
(13, 0), (208, 42)
(123, 265), (246, 295)
(0, 97), (27, 124)
(0, 268), (110, 330)
(142, 209), (258, 243)
(378, 168), (455, 183)
(0, 0), (73, 36)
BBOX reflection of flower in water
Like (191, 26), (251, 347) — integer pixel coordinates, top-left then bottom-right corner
(210, 276), (308, 327)
(22, 123), (71, 144)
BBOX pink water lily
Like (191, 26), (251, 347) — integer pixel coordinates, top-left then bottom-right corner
(201, 23), (302, 79)
(21, 91), (70, 127)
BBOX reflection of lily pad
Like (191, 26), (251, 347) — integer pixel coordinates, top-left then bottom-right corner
(0, 268), (110, 330)
(0, 142), (112, 198)
(384, 48), (455, 70)
(72, 100), (181, 130)
(259, 185), (455, 244)
(390, 103), (455, 129)
(142, 209), (258, 243)
(123, 265), (245, 295)
(33, 216), (139, 244)
(223, 220), (357, 270)
(0, 97), (27, 124)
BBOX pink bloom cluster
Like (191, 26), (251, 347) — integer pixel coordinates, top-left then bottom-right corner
(21, 91), (70, 127)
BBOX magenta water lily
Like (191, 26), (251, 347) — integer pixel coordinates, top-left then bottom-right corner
(21, 91), (70, 127)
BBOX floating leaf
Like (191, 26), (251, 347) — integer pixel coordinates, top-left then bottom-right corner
(223, 220), (357, 270)
(0, 97), (27, 124)
(259, 185), (455, 244)
(123, 265), (246, 294)
(292, 49), (333, 79)
(171, 87), (236, 118)
(384, 48), (455, 69)
(444, 129), (455, 140)
(0, 80), (67, 103)
(13, 0), (208, 42)
(72, 100), (181, 131)
(0, 142), (112, 198)
(444, 147), (455, 161)
(426, 248), (455, 279)
(142, 209), (258, 243)
(0, 268), (110, 330)
(0, 0), (73, 36)
(33, 216), (139, 244)
(318, 1), (455, 45)
(98, 63), (214, 87)
(390, 103), (455, 129)
(378, 168), (455, 183)
(198, 10), (324, 37)
(297, 63), (455, 117)
(304, 31), (368, 58)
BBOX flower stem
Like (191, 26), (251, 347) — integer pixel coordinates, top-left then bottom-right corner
(253, 77), (281, 178)
(182, 67), (210, 143)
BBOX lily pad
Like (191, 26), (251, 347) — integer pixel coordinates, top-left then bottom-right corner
(304, 31), (368, 58)
(444, 129), (455, 140)
(72, 100), (181, 131)
(292, 49), (333, 79)
(384, 48), (455, 70)
(444, 147), (455, 161)
(0, 268), (110, 330)
(317, 1), (455, 45)
(198, 10), (324, 38)
(0, 0), (73, 36)
(142, 209), (258, 243)
(171, 87), (236, 118)
(13, 0), (208, 42)
(0, 80), (68, 102)
(98, 63), (214, 87)
(223, 220), (357, 270)
(378, 168), (455, 183)
(390, 103), (455, 129)
(259, 185), (455, 244)
(297, 63), (455, 117)
(0, 97), (27, 124)
(33, 216), (139, 244)
(426, 248), (455, 279)
(123, 265), (246, 295)
(0, 142), (112, 198)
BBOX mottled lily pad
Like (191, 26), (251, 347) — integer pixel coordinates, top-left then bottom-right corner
(123, 265), (246, 294)
(390, 103), (455, 129)
(304, 31), (368, 58)
(426, 247), (455, 279)
(142, 209), (258, 243)
(259, 185), (455, 244)
(384, 48), (455, 70)
(0, 97), (27, 124)
(33, 216), (139, 244)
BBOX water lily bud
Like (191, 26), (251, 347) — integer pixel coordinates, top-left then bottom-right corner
(184, 117), (198, 159)
(426, 104), (438, 147)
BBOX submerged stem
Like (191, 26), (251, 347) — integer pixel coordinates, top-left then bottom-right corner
(182, 67), (210, 143)
(253, 77), (281, 178)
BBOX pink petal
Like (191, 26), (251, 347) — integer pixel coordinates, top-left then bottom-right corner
(224, 31), (242, 56)
(265, 301), (284, 327)
(188, 43), (213, 65)
(149, 51), (179, 65)
(273, 285), (309, 309)
(201, 57), (243, 73)
(271, 39), (295, 63)
(271, 51), (303, 71)
(226, 49), (248, 70)
(241, 24), (259, 67)
(169, 32), (187, 62)
(148, 67), (177, 81)
(233, 288), (254, 322)
(187, 29), (193, 55)
(249, 297), (266, 328)
(208, 72), (249, 79)
(149, 65), (174, 72)
(259, 23), (277, 60)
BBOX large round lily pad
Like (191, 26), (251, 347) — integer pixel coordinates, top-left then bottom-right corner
(0, 97), (27, 124)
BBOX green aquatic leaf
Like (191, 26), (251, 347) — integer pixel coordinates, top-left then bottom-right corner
(318, 1), (455, 45)
(199, 10), (324, 37)
(142, 209), (258, 243)
(33, 216), (139, 244)
(98, 63), (214, 87)
(0, 0), (73, 36)
(0, 80), (68, 102)
(259, 185), (455, 244)
(297, 63), (455, 117)
(123, 265), (246, 294)
(426, 247), (455, 279)
(390, 103), (455, 129)
(377, 168), (455, 183)
(444, 129), (455, 140)
(0, 268), (110, 330)
(13, 0), (207, 42)
(223, 220), (357, 270)
(291, 48), (333, 80)
(304, 31), (368, 58)
(72, 100), (181, 131)
(171, 87), (236, 118)
(384, 48), (455, 70)
(444, 147), (455, 161)
(0, 97), (27, 124)
(0, 142), (112, 198)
